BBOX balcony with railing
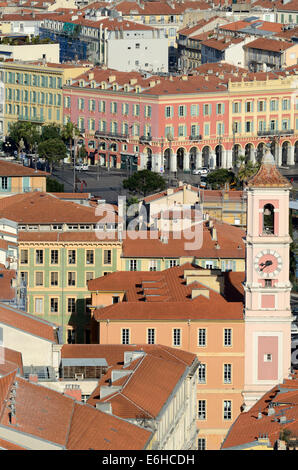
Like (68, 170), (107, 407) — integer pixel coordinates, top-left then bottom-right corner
(94, 130), (129, 142)
(139, 135), (152, 144)
(257, 129), (294, 137)
(189, 134), (202, 141)
(18, 114), (45, 123)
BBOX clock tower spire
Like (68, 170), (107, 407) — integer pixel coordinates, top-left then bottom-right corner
(243, 148), (293, 410)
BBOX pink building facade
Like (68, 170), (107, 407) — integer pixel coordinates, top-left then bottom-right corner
(63, 64), (298, 172)
(243, 150), (293, 410)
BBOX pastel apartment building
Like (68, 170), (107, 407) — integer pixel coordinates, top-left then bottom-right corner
(0, 191), (121, 343)
(63, 63), (298, 173)
(243, 37), (298, 72)
(0, 160), (48, 195)
(88, 262), (245, 450)
(0, 59), (92, 135)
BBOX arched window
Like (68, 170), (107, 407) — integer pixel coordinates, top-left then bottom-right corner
(263, 203), (274, 234)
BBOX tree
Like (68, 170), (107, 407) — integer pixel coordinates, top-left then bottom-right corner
(78, 144), (87, 161)
(123, 170), (166, 197)
(38, 138), (67, 173)
(237, 160), (260, 187)
(40, 123), (61, 142)
(206, 169), (236, 189)
(61, 122), (80, 164)
(8, 121), (40, 154)
(46, 178), (64, 192)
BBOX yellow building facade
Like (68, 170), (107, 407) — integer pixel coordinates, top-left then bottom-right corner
(0, 61), (92, 135)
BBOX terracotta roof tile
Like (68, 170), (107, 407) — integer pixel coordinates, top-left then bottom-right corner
(66, 402), (152, 450)
(0, 160), (48, 177)
(121, 221), (245, 259)
(85, 344), (197, 420)
(243, 37), (295, 52)
(221, 376), (298, 449)
(0, 359), (152, 449)
(0, 192), (118, 224)
(247, 151), (292, 188)
(90, 263), (244, 321)
(0, 303), (59, 343)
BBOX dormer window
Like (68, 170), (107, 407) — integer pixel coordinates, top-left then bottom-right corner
(112, 84), (118, 91)
(79, 80), (84, 87)
(101, 82), (106, 89)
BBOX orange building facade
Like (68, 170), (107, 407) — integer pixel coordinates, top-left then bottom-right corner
(88, 265), (245, 450)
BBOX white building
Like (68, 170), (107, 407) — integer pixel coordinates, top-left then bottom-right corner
(0, 303), (61, 370)
(106, 26), (168, 73)
(0, 43), (60, 63)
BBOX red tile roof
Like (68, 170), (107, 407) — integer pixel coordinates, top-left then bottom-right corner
(243, 37), (295, 52)
(0, 370), (152, 449)
(247, 151), (292, 188)
(220, 20), (283, 34)
(114, 0), (210, 15)
(0, 192), (118, 224)
(0, 303), (59, 343)
(201, 37), (244, 51)
(221, 375), (298, 449)
(83, 344), (197, 420)
(90, 263), (244, 321)
(253, 0), (298, 10)
(0, 160), (48, 177)
(121, 221), (245, 259)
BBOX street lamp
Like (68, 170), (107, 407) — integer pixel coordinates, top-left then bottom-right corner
(160, 137), (164, 174)
(166, 132), (173, 177)
(73, 128), (85, 193)
(34, 141), (38, 172)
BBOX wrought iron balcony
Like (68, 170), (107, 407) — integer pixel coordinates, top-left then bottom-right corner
(189, 134), (202, 141)
(94, 130), (129, 142)
(257, 129), (294, 137)
(139, 135), (152, 144)
(18, 114), (45, 123)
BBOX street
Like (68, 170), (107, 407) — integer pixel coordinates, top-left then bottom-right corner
(50, 164), (206, 203)
(49, 163), (298, 204)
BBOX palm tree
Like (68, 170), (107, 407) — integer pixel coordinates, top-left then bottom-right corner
(237, 159), (260, 187)
(61, 122), (80, 164)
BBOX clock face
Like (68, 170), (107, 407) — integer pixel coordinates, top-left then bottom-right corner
(254, 250), (282, 277)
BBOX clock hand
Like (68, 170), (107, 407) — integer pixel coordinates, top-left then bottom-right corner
(260, 260), (273, 271)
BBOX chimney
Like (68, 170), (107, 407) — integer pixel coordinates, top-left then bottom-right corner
(28, 374), (38, 383)
(268, 406), (275, 416)
(211, 227), (217, 241)
(63, 384), (82, 402)
(9, 410), (17, 425)
(96, 402), (112, 414)
(257, 411), (263, 419)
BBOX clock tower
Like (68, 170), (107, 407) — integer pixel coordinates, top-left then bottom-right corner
(243, 148), (293, 410)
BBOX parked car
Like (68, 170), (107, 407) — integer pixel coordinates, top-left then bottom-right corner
(75, 164), (89, 171)
(192, 167), (209, 176)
